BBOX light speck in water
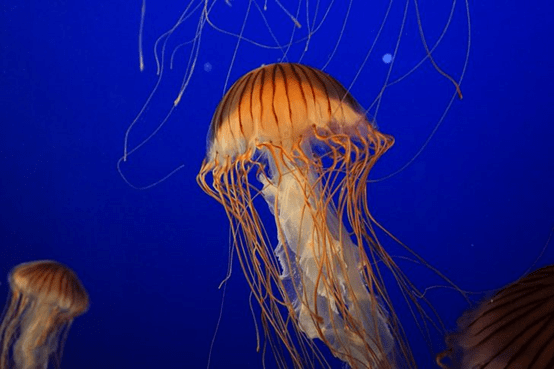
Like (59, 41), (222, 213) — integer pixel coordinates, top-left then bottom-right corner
(382, 53), (392, 64)
(203, 62), (212, 72)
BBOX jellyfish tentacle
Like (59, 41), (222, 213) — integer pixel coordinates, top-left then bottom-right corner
(257, 142), (395, 368)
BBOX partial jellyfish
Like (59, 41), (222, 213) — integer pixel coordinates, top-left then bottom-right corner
(0, 260), (88, 369)
(198, 63), (433, 368)
(437, 264), (554, 369)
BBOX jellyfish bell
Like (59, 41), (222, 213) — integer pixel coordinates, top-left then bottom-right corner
(437, 264), (554, 369)
(121, 0), (470, 184)
(0, 260), (88, 369)
(198, 62), (433, 368)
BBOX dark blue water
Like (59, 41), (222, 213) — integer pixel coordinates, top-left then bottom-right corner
(1, 1), (553, 368)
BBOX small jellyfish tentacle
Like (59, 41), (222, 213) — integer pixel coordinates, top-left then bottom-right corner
(15, 302), (51, 369)
(0, 292), (25, 368)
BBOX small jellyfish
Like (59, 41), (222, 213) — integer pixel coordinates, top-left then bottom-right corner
(0, 260), (88, 369)
(437, 264), (554, 369)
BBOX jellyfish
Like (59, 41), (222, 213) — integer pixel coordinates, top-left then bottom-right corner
(0, 260), (89, 369)
(437, 264), (554, 369)
(198, 62), (429, 368)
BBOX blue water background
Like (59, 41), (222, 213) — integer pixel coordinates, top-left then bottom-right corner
(1, 1), (553, 368)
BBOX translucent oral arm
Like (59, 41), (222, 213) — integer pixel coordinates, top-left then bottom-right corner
(259, 158), (394, 368)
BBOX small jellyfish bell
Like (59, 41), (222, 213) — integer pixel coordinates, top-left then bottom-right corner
(198, 63), (428, 368)
(0, 260), (88, 369)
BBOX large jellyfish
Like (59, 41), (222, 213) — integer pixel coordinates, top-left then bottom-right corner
(198, 62), (426, 368)
(0, 260), (88, 369)
(437, 264), (554, 369)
